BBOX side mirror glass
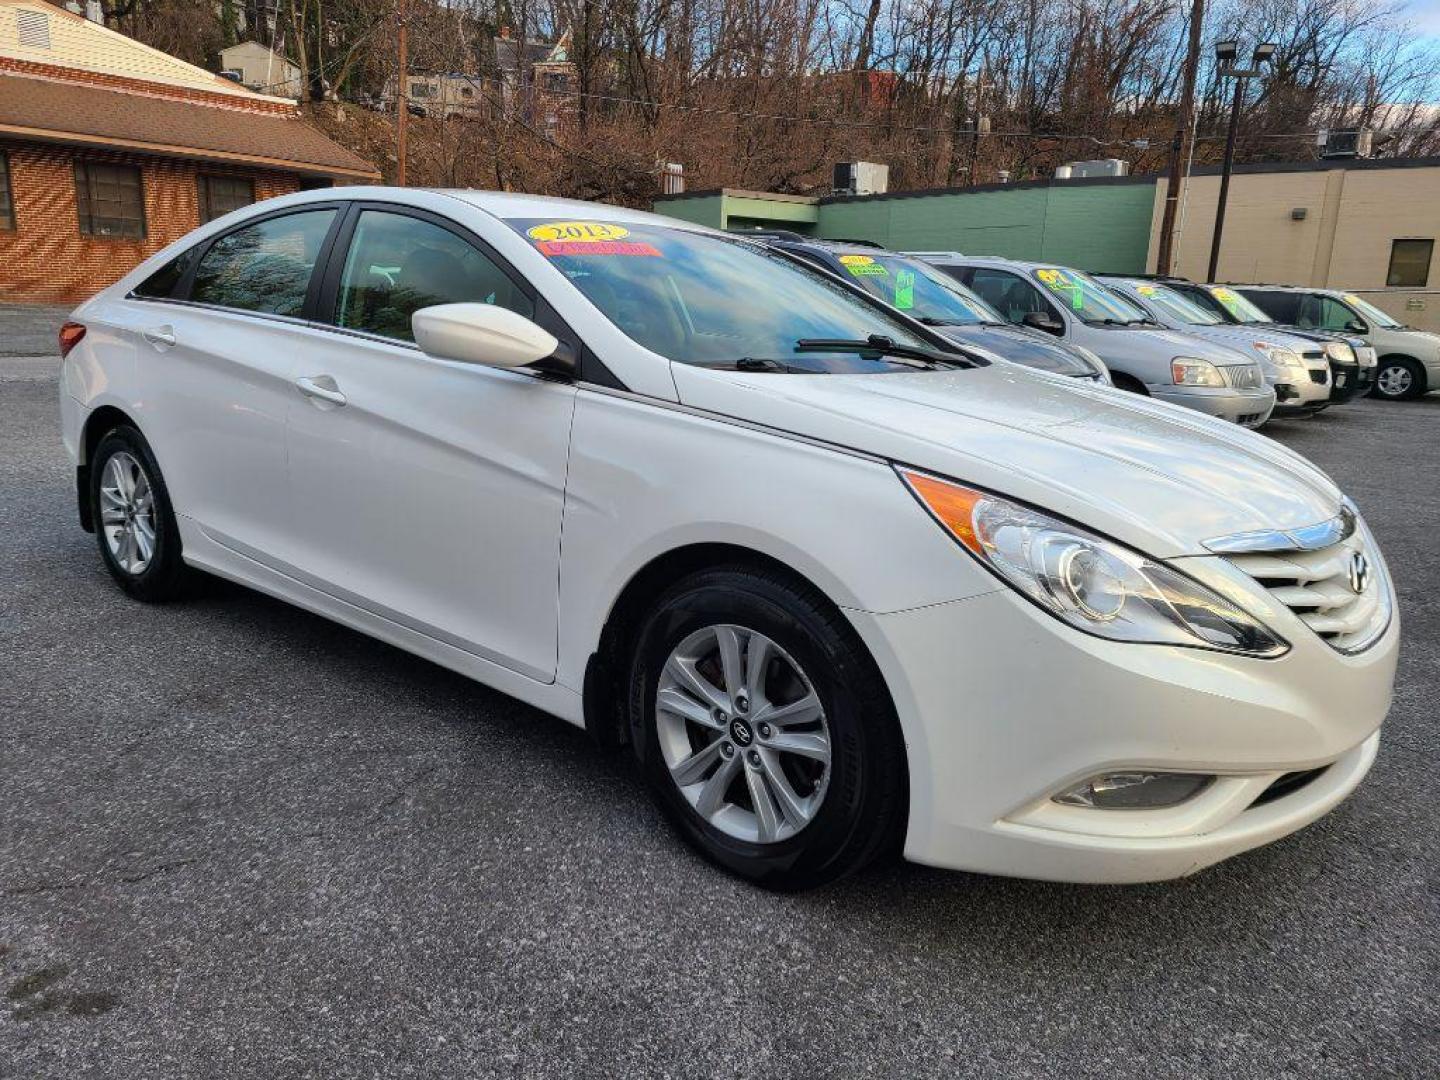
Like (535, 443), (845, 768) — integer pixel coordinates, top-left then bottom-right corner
(1023, 310), (1063, 335)
(1345, 319), (1368, 334)
(412, 303), (559, 369)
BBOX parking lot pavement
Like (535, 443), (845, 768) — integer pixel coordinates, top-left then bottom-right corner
(2, 357), (1436, 1079)
(0, 305), (71, 358)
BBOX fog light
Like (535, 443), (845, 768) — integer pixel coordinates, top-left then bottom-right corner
(1053, 771), (1214, 809)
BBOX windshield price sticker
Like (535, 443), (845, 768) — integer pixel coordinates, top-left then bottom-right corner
(527, 221), (631, 243)
(536, 239), (661, 257)
(1137, 285), (1157, 296)
(840, 255), (888, 277)
(1037, 267), (1084, 310)
(895, 269), (916, 310)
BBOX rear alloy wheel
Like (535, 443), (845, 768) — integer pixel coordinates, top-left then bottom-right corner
(90, 426), (193, 601)
(630, 566), (906, 890)
(1372, 357), (1424, 401)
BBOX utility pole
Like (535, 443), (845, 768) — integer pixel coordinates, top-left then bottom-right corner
(1206, 41), (1275, 282)
(396, 0), (408, 186)
(1155, 0), (1203, 276)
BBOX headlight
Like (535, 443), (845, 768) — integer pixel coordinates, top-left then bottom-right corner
(1252, 341), (1304, 374)
(1324, 341), (1355, 365)
(899, 471), (1289, 656)
(1170, 356), (1226, 387)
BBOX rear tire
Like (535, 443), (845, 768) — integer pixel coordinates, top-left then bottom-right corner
(1371, 357), (1424, 401)
(628, 566), (906, 891)
(90, 426), (193, 602)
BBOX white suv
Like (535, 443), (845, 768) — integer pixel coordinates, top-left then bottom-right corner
(59, 189), (1397, 889)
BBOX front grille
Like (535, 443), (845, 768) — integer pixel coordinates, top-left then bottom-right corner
(1226, 521), (1390, 653)
(1249, 767), (1328, 808)
(1236, 412), (1265, 426)
(1221, 363), (1265, 390)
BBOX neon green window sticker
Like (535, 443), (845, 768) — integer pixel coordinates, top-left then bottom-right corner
(894, 269), (915, 310)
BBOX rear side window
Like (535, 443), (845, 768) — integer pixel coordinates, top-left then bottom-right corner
(191, 209), (336, 316)
(133, 246), (200, 299)
(333, 210), (532, 342)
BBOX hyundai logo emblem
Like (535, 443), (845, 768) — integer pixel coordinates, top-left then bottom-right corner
(729, 718), (754, 747)
(1347, 551), (1370, 595)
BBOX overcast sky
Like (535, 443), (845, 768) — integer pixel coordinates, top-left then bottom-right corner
(1401, 0), (1440, 36)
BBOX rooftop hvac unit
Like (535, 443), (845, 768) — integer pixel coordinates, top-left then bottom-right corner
(1055, 159), (1130, 179)
(1318, 129), (1374, 159)
(833, 161), (890, 196)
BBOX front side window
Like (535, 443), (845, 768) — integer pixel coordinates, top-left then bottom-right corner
(0, 151), (13, 230)
(190, 208), (336, 316)
(1387, 239), (1432, 287)
(1130, 283), (1222, 325)
(837, 254), (999, 325)
(198, 174), (256, 224)
(334, 210), (533, 342)
(507, 219), (941, 372)
(1239, 289), (1298, 324)
(1031, 267), (1147, 324)
(967, 268), (1054, 324)
(75, 162), (145, 239)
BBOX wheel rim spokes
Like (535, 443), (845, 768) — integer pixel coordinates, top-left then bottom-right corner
(656, 624), (831, 844)
(100, 451), (156, 575)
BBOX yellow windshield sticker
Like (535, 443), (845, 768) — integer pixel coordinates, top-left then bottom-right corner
(1343, 293), (1363, 305)
(527, 221), (631, 243)
(1137, 284), (1157, 296)
(838, 254), (874, 266)
(1038, 267), (1083, 309)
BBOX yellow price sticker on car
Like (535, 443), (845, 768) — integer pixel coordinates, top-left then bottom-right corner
(1137, 285), (1157, 296)
(838, 255), (874, 266)
(527, 221), (631, 243)
(1343, 293), (1363, 305)
(1213, 288), (1237, 301)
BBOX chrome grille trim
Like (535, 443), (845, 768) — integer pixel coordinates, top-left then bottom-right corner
(1203, 507), (1355, 555)
(1220, 363), (1265, 390)
(1223, 515), (1392, 654)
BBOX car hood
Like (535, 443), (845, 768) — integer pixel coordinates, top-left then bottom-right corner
(1082, 324), (1254, 369)
(670, 361), (1341, 558)
(1165, 323), (1319, 361)
(934, 323), (1096, 377)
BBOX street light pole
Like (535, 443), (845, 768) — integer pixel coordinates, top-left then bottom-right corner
(1206, 41), (1275, 282)
(1206, 75), (1244, 282)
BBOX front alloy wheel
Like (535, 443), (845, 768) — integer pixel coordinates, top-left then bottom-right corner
(630, 566), (906, 890)
(656, 624), (831, 845)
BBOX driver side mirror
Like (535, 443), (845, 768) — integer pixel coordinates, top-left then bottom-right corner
(1022, 310), (1064, 335)
(1345, 319), (1368, 334)
(412, 303), (560, 369)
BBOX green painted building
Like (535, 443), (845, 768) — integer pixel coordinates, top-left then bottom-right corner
(653, 176), (1159, 274)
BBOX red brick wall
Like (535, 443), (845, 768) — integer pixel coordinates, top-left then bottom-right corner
(0, 141), (303, 304)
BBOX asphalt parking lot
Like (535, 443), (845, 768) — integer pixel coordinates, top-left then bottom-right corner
(2, 337), (1437, 1078)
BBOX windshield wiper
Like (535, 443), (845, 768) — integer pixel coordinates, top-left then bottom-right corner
(793, 334), (980, 368)
(730, 357), (792, 372)
(1086, 317), (1147, 327)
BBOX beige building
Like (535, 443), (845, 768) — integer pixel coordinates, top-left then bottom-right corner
(219, 40), (302, 99)
(1148, 158), (1440, 331)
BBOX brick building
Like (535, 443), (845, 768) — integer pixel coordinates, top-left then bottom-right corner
(0, 0), (379, 304)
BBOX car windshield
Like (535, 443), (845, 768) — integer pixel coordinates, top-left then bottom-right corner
(834, 253), (999, 325)
(1204, 286), (1272, 323)
(1128, 282), (1222, 325)
(1339, 293), (1403, 329)
(1030, 266), (1149, 324)
(507, 219), (952, 372)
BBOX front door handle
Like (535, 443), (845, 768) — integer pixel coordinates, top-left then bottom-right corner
(142, 325), (176, 348)
(295, 375), (347, 407)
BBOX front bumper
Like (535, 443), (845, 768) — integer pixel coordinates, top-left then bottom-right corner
(1152, 385), (1276, 428)
(850, 574), (1397, 884)
(1328, 360), (1373, 403)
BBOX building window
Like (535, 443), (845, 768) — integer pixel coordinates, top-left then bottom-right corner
(1387, 239), (1433, 288)
(198, 174), (256, 223)
(411, 81), (435, 99)
(0, 151), (14, 231)
(74, 162), (145, 239)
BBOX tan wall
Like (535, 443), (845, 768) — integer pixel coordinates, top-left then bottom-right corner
(1147, 164), (1440, 331)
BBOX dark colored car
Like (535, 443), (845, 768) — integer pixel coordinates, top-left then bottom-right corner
(1150, 279), (1375, 404)
(735, 233), (1111, 383)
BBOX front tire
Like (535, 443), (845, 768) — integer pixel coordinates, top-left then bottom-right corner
(628, 566), (906, 890)
(1371, 357), (1424, 401)
(90, 426), (192, 601)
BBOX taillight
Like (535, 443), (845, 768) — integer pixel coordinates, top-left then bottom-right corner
(59, 322), (87, 359)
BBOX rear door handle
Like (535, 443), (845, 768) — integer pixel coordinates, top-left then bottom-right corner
(142, 325), (176, 347)
(295, 375), (347, 407)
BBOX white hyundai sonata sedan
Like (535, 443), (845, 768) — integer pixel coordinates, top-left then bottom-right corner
(59, 188), (1398, 890)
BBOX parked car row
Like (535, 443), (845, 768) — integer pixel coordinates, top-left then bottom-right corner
(60, 191), (1399, 890)
(735, 232), (1438, 423)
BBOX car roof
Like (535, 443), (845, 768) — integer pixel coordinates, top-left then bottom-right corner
(438, 189), (711, 230)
